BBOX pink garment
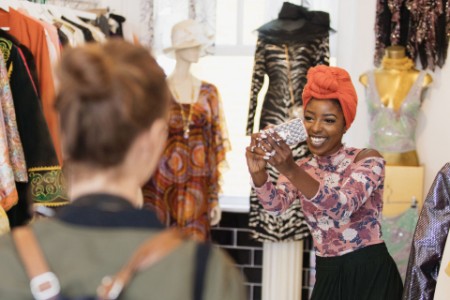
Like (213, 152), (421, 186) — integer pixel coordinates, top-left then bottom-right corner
(255, 146), (385, 257)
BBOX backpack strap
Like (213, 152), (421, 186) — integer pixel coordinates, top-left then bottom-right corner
(12, 226), (185, 300)
(97, 228), (185, 299)
(12, 226), (60, 300)
(193, 242), (211, 300)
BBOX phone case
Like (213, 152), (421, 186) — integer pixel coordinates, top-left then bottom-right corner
(273, 118), (308, 146)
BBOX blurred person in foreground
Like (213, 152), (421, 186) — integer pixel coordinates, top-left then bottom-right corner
(246, 65), (403, 300)
(0, 40), (246, 300)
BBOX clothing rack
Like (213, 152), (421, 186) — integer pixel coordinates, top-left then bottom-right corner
(45, 0), (100, 10)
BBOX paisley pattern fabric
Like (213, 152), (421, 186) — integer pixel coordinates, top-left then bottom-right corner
(0, 53), (19, 212)
(0, 44), (27, 183)
(255, 146), (385, 257)
(143, 82), (229, 241)
(365, 70), (426, 153)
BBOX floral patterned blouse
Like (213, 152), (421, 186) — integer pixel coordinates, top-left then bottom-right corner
(254, 146), (385, 257)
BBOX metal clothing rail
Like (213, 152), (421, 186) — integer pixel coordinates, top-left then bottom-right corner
(45, 0), (100, 10)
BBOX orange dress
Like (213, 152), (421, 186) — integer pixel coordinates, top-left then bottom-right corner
(143, 82), (230, 241)
(0, 8), (62, 163)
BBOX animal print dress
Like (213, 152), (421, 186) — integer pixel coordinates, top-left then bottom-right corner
(247, 36), (329, 242)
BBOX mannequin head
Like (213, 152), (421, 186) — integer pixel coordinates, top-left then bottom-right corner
(175, 45), (202, 64)
(385, 45), (406, 59)
(381, 45), (414, 70)
(163, 19), (212, 60)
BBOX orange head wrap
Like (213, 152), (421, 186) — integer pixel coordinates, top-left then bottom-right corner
(302, 65), (358, 130)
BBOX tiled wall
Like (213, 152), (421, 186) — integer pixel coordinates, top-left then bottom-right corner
(302, 236), (315, 299)
(211, 211), (314, 300)
(211, 211), (263, 300)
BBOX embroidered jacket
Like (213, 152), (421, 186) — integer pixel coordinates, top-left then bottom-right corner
(255, 146), (385, 257)
(0, 36), (68, 227)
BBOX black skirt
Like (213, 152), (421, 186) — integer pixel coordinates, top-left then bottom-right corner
(311, 243), (403, 300)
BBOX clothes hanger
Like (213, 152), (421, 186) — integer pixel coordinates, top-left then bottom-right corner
(62, 6), (96, 22)
(37, 4), (59, 23)
(0, 0), (19, 12)
(47, 4), (63, 19)
(19, 1), (47, 21)
(0, 3), (9, 12)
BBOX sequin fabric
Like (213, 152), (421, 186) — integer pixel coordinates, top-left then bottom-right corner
(375, 0), (450, 70)
(381, 207), (418, 282)
(403, 163), (450, 299)
(365, 71), (425, 153)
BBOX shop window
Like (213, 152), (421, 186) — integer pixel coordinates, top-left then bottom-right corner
(157, 0), (338, 212)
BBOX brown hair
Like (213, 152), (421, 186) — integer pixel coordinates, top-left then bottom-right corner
(55, 40), (169, 168)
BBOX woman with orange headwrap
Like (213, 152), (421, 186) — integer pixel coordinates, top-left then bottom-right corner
(245, 65), (403, 299)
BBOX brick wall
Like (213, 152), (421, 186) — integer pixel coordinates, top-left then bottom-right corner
(212, 211), (315, 300)
(302, 236), (315, 299)
(211, 211), (263, 300)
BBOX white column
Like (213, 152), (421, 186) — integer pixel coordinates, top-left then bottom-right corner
(262, 240), (303, 300)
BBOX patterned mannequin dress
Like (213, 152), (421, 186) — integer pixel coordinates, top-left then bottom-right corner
(143, 82), (229, 241)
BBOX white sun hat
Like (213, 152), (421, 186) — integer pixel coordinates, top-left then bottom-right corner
(163, 19), (213, 57)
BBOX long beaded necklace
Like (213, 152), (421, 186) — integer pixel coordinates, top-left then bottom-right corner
(170, 82), (197, 139)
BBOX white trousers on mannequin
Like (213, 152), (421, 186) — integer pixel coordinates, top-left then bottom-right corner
(262, 240), (303, 300)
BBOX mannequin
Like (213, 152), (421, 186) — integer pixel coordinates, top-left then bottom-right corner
(143, 20), (229, 241)
(247, 1), (331, 243)
(246, 3), (332, 300)
(359, 45), (432, 166)
(167, 45), (221, 226)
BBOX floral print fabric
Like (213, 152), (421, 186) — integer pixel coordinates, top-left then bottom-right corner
(255, 146), (385, 257)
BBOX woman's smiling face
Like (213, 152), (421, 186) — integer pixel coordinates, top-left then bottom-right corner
(303, 98), (346, 157)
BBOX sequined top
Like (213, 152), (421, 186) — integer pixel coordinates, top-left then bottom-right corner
(254, 146), (385, 257)
(365, 71), (425, 153)
(374, 0), (450, 70)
